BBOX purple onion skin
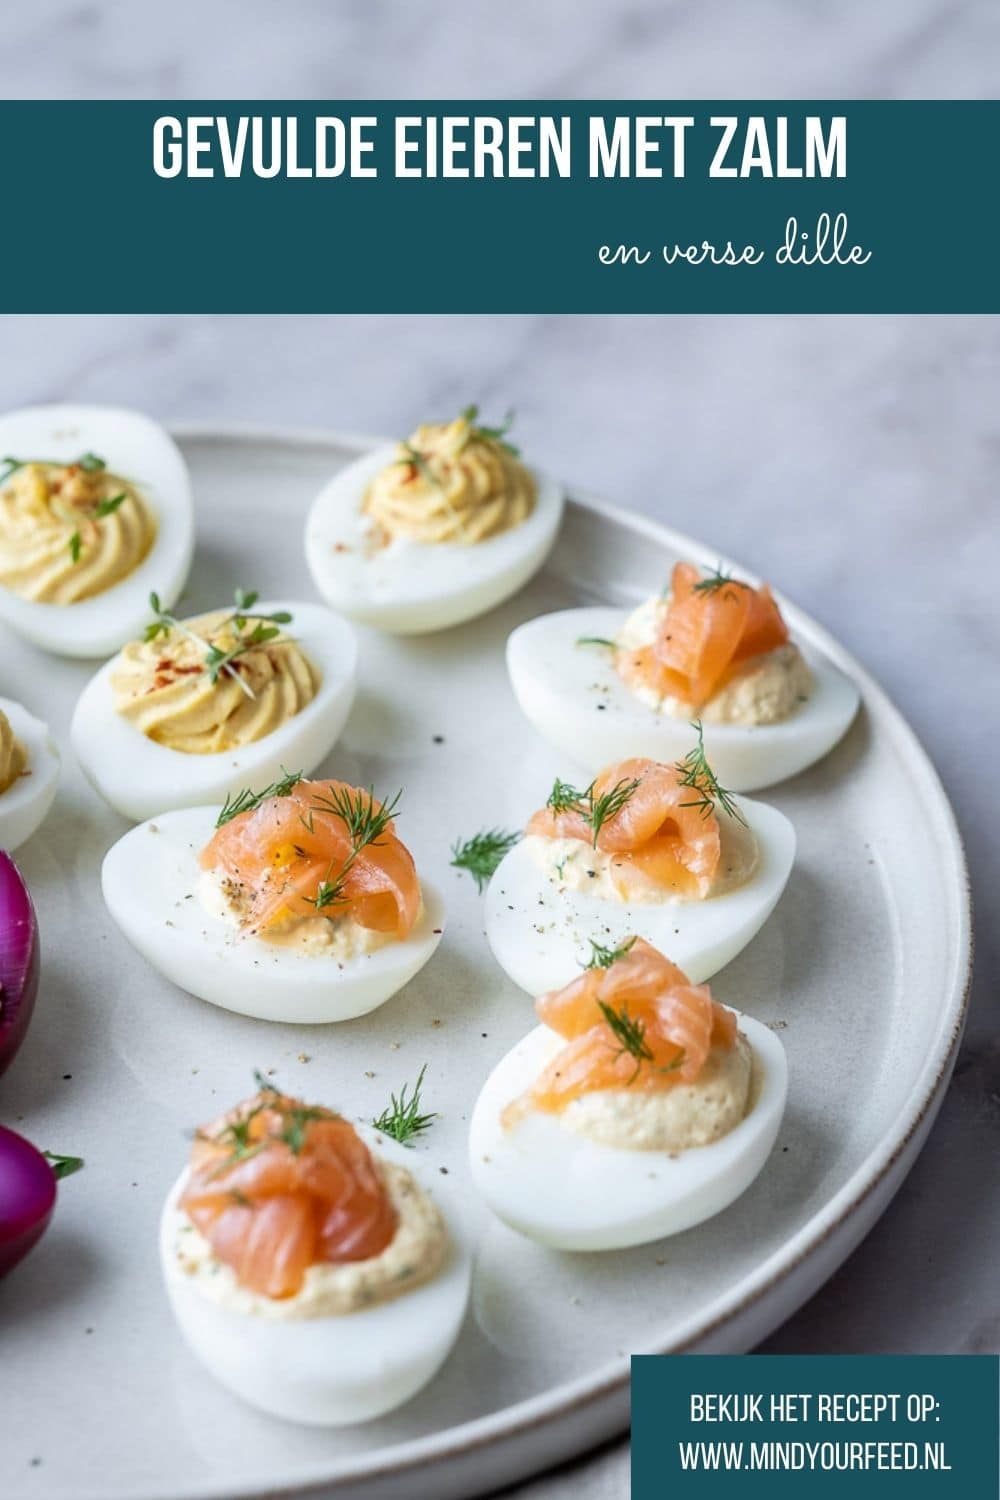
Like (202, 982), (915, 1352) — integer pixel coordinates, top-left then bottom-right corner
(0, 1125), (57, 1278)
(0, 851), (40, 1077)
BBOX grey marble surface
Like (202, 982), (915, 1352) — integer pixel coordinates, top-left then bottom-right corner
(1, 2), (997, 1494)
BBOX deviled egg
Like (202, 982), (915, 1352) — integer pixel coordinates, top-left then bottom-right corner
(469, 938), (787, 1250)
(162, 1079), (471, 1424)
(0, 697), (60, 851)
(72, 588), (357, 820)
(507, 561), (859, 790)
(102, 775), (445, 1022)
(305, 406), (564, 634)
(482, 736), (794, 996)
(0, 404), (193, 657)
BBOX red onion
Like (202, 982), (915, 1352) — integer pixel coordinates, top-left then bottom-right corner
(0, 1128), (84, 1277)
(0, 851), (39, 1076)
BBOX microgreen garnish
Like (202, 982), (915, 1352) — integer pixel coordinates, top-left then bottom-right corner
(450, 828), (519, 891)
(397, 442), (440, 488)
(460, 403), (520, 456)
(576, 635), (618, 650)
(1, 450), (106, 486)
(68, 530), (82, 564)
(372, 1064), (437, 1146)
(584, 936), (637, 970)
(675, 721), (746, 826)
(597, 1000), (654, 1083)
(95, 491), (127, 517)
(216, 768), (304, 828)
(692, 563), (747, 597)
(545, 774), (641, 846)
(143, 588), (294, 703)
(43, 1150), (84, 1180)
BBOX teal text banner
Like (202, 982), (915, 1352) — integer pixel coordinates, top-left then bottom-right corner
(632, 1354), (999, 1497)
(1, 102), (998, 311)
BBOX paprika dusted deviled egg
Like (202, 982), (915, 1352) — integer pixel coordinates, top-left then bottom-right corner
(305, 406), (564, 633)
(161, 1080), (471, 1424)
(507, 561), (859, 790)
(72, 588), (357, 820)
(481, 733), (794, 996)
(0, 404), (193, 657)
(0, 697), (60, 851)
(469, 938), (787, 1250)
(102, 776), (445, 1022)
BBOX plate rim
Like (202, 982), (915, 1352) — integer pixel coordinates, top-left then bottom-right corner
(141, 420), (973, 1500)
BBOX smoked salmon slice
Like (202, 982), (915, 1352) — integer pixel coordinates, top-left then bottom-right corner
(619, 562), (790, 708)
(201, 778), (421, 938)
(182, 1087), (398, 1298)
(526, 756), (722, 898)
(520, 938), (737, 1117)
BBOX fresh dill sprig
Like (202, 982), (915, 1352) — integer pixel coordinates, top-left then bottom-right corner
(279, 1105), (330, 1155)
(587, 777), (641, 846)
(460, 403), (520, 456)
(576, 635), (619, 650)
(372, 1064), (437, 1146)
(43, 1150), (84, 1180)
(215, 768), (303, 827)
(310, 784), (402, 852)
(544, 774), (641, 847)
(450, 828), (519, 891)
(584, 936), (637, 970)
(68, 530), (82, 564)
(675, 720), (746, 826)
(692, 563), (750, 600)
(309, 861), (349, 912)
(546, 777), (586, 815)
(397, 441), (440, 488)
(253, 1068), (280, 1094)
(597, 999), (654, 1084)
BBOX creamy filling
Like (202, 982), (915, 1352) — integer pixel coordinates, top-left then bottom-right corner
(112, 608), (319, 754)
(559, 1032), (753, 1152)
(363, 414), (536, 545)
(199, 868), (400, 959)
(0, 710), (27, 794)
(0, 460), (156, 604)
(170, 1158), (448, 1319)
(617, 593), (813, 724)
(526, 811), (758, 905)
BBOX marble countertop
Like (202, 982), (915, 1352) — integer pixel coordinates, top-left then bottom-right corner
(0, 2), (996, 1494)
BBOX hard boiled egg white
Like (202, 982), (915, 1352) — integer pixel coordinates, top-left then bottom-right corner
(0, 404), (193, 657)
(469, 1016), (787, 1250)
(304, 445), (565, 634)
(102, 807), (445, 1023)
(161, 1127), (472, 1425)
(0, 697), (60, 851)
(507, 606), (860, 791)
(72, 601), (357, 821)
(484, 797), (795, 998)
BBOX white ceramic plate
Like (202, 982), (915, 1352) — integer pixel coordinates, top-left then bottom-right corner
(0, 427), (971, 1500)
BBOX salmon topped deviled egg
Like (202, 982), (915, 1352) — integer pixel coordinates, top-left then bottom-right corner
(305, 406), (564, 633)
(162, 1078), (471, 1424)
(480, 730), (794, 996)
(0, 404), (193, 656)
(469, 938), (787, 1250)
(507, 561), (859, 790)
(72, 586), (357, 820)
(101, 776), (445, 1022)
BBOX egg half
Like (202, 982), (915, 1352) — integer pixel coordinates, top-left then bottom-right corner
(0, 697), (60, 851)
(469, 1015), (786, 1250)
(102, 807), (445, 1023)
(72, 601), (357, 821)
(161, 1127), (472, 1425)
(304, 445), (564, 634)
(507, 606), (860, 791)
(484, 796), (795, 998)
(0, 404), (193, 658)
